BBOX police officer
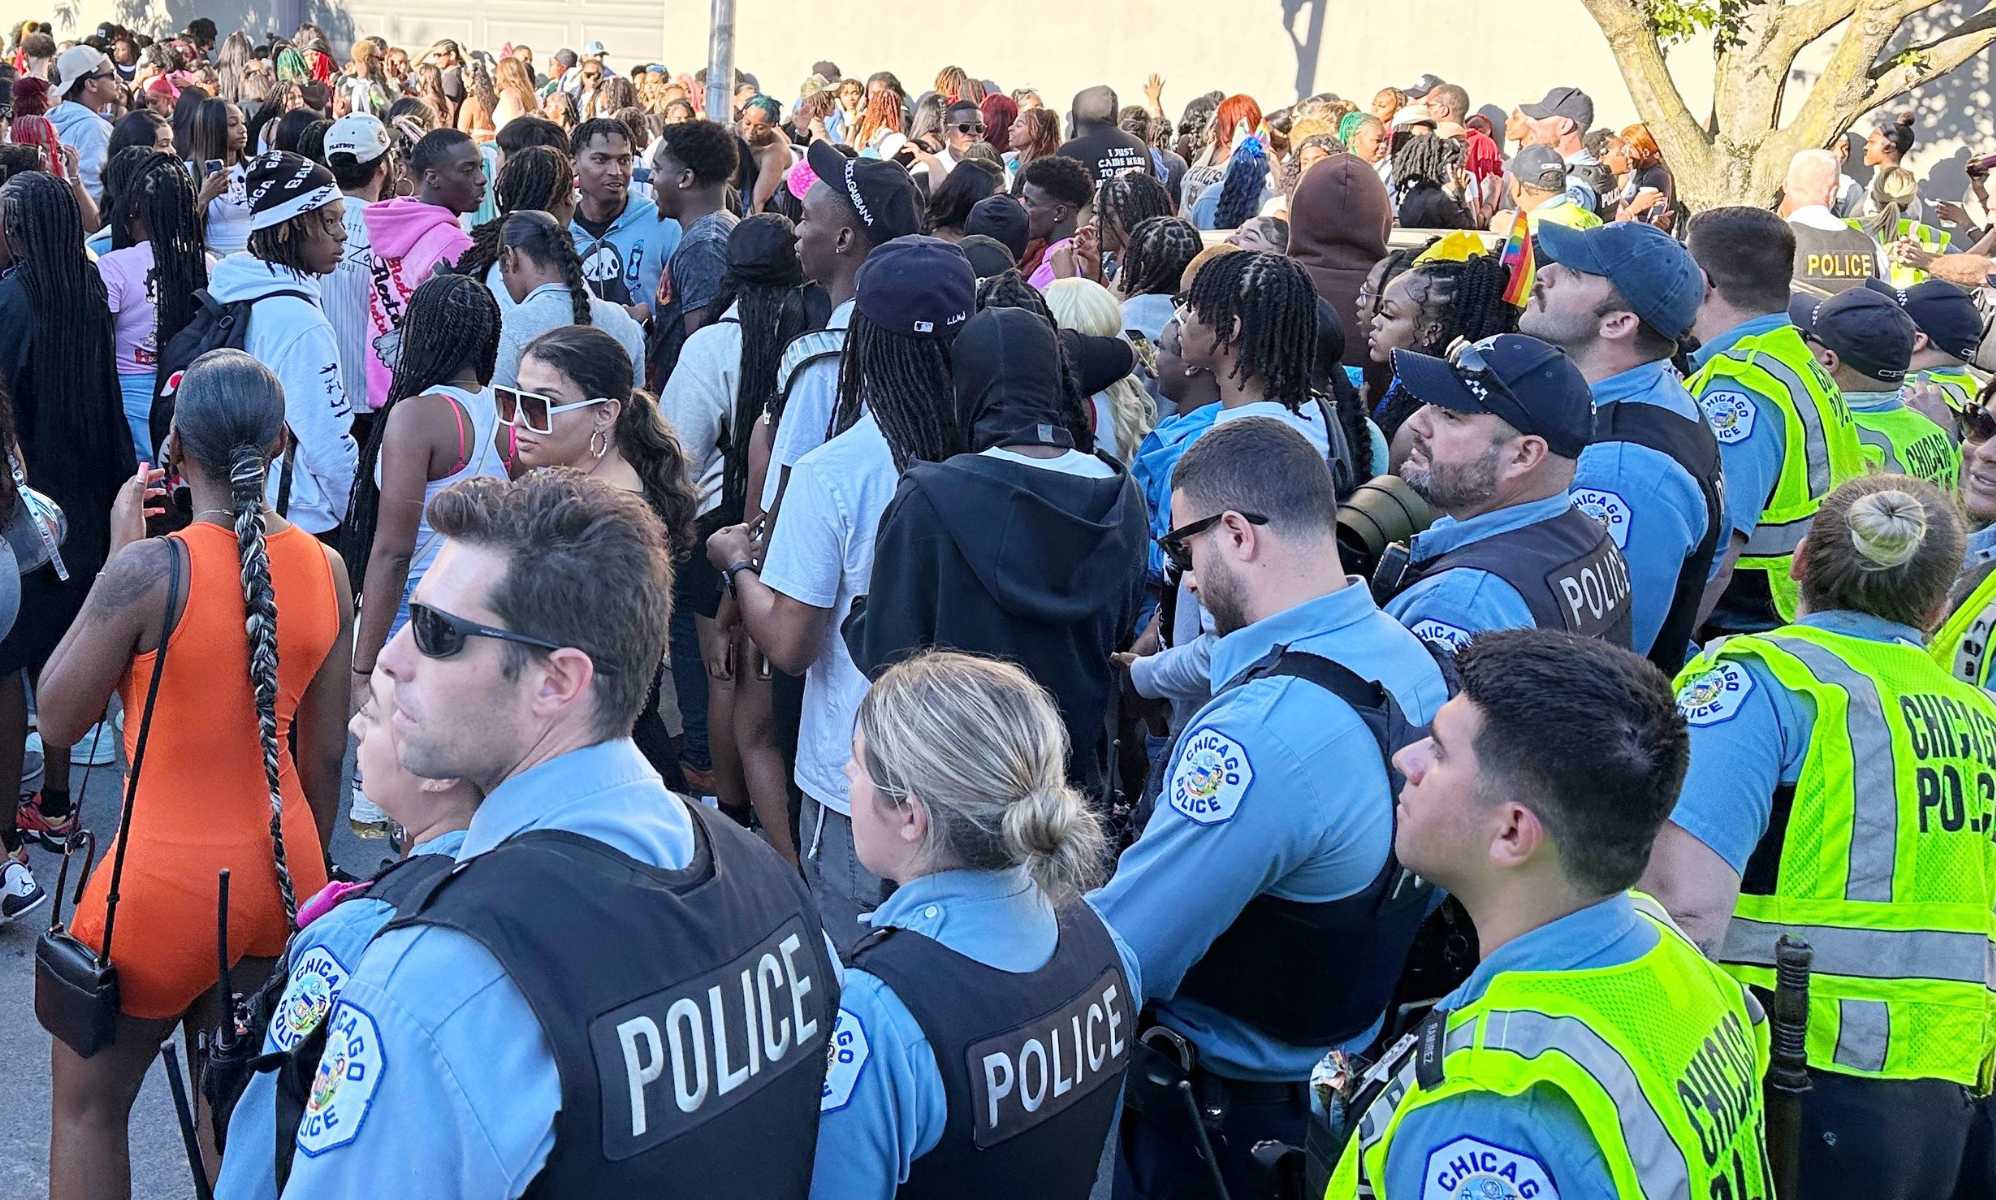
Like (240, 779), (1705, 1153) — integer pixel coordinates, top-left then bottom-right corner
(1867, 276), (1988, 418)
(1933, 381), (1996, 687)
(274, 471), (839, 1199)
(1645, 474), (1996, 1200)
(1791, 287), (1959, 489)
(1686, 206), (1866, 637)
(1520, 220), (1724, 670)
(811, 651), (1140, 1198)
(1092, 417), (1452, 1198)
(216, 670), (479, 1198)
(1379, 333), (1634, 653)
(1327, 629), (1769, 1200)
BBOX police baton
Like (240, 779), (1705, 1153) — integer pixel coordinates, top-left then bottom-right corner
(160, 1042), (216, 1200)
(1764, 935), (1812, 1200)
(201, 868), (256, 1150)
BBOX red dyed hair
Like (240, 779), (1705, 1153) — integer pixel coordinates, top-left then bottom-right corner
(10, 75), (51, 117)
(1213, 94), (1262, 157)
(8, 114), (64, 178)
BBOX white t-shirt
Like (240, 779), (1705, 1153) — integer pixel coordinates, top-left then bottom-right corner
(1213, 399), (1331, 457)
(1089, 391), (1119, 458)
(980, 445), (1116, 478)
(203, 163), (253, 257)
(761, 299), (855, 511)
(758, 413), (899, 814)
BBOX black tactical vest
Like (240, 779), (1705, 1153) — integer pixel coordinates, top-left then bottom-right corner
(1790, 221), (1881, 295)
(1390, 505), (1635, 648)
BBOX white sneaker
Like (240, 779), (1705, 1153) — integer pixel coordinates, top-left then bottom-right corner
(69, 720), (118, 766)
(0, 859), (47, 924)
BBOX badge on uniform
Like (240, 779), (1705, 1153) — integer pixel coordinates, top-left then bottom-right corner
(1169, 728), (1254, 825)
(1698, 391), (1757, 445)
(820, 1008), (871, 1113)
(1408, 619), (1473, 654)
(1676, 660), (1755, 726)
(296, 1001), (386, 1157)
(1422, 1136), (1559, 1200)
(1571, 488), (1632, 550)
(272, 945), (349, 1052)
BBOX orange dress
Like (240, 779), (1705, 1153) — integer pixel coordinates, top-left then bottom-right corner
(70, 523), (338, 1019)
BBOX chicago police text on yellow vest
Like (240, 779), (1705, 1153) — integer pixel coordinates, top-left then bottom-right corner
(1680, 624), (1996, 1087)
(1325, 900), (1771, 1200)
(1932, 561), (1996, 690)
(1689, 326), (1865, 622)
(1850, 397), (1961, 491)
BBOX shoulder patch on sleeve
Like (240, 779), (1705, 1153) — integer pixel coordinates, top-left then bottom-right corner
(1168, 728), (1255, 825)
(1570, 487), (1632, 550)
(1422, 1135), (1560, 1200)
(296, 1001), (386, 1157)
(1408, 618), (1474, 654)
(821, 1007), (871, 1113)
(1698, 390), (1757, 445)
(1677, 659), (1756, 726)
(272, 944), (351, 1052)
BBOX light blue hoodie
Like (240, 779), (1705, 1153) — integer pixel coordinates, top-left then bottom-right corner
(50, 99), (112, 204)
(205, 254), (358, 534)
(569, 194), (679, 314)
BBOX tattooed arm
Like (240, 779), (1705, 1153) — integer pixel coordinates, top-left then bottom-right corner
(38, 537), (174, 745)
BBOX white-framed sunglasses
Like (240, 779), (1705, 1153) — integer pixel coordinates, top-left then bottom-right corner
(494, 385), (617, 435)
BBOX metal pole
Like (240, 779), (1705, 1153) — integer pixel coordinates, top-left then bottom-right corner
(704, 0), (736, 123)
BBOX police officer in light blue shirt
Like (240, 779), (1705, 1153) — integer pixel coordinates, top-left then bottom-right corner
(217, 670), (479, 1199)
(1380, 334), (1634, 652)
(278, 472), (837, 1199)
(811, 652), (1142, 1199)
(1092, 418), (1451, 1198)
(1521, 220), (1725, 669)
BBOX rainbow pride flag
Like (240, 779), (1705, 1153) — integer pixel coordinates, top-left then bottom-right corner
(1500, 215), (1535, 308)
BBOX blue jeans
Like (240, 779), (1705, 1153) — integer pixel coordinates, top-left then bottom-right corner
(119, 371), (155, 464)
(668, 603), (709, 771)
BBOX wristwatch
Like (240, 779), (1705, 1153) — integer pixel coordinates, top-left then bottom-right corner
(724, 560), (759, 590)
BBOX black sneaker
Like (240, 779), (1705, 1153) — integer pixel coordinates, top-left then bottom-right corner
(0, 859), (46, 924)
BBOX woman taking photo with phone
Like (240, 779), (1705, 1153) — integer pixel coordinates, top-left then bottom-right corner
(188, 96), (251, 255)
(38, 349), (350, 1198)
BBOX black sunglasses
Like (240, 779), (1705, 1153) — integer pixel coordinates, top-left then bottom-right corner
(1158, 511), (1269, 573)
(1959, 404), (1996, 446)
(410, 601), (571, 662)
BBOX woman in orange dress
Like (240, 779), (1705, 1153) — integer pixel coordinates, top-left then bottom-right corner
(38, 348), (351, 1200)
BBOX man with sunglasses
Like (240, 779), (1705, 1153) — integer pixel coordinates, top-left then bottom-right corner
(1523, 221), (1724, 671)
(1380, 333), (1634, 654)
(277, 472), (839, 1200)
(1092, 418), (1451, 1198)
(1057, 84), (1155, 183)
(51, 43), (121, 204)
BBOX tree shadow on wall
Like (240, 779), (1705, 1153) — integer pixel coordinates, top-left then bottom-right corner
(1283, 0), (1326, 101)
(88, 0), (354, 49)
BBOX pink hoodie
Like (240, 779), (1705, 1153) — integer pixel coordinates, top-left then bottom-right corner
(359, 198), (474, 409)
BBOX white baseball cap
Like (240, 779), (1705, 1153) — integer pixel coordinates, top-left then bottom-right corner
(326, 114), (391, 165)
(583, 40), (607, 57)
(56, 45), (110, 90)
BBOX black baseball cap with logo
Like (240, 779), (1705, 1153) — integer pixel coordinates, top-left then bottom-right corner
(806, 139), (921, 244)
(1391, 333), (1596, 458)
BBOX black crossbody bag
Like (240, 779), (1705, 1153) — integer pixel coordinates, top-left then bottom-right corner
(34, 536), (182, 1057)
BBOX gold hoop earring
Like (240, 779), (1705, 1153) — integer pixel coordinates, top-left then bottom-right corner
(589, 428), (610, 460)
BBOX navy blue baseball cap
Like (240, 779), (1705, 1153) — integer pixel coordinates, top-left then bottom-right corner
(1790, 287), (1914, 382)
(854, 235), (976, 340)
(1536, 221), (1702, 341)
(1391, 333), (1595, 458)
(1863, 277), (1983, 363)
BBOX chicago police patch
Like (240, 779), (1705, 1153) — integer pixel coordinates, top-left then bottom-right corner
(1571, 487), (1632, 549)
(820, 1008), (870, 1113)
(1169, 728), (1253, 825)
(1677, 660), (1754, 726)
(1699, 391), (1757, 445)
(1422, 1136), (1559, 1199)
(1409, 619), (1474, 654)
(272, 945), (349, 1052)
(297, 1001), (385, 1156)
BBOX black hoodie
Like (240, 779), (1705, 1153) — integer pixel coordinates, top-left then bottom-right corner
(844, 310), (1149, 801)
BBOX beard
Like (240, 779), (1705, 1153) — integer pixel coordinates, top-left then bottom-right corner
(1403, 440), (1502, 513)
(1199, 556), (1254, 636)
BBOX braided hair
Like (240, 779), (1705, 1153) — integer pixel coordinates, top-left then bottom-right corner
(1184, 250), (1318, 411)
(457, 146), (575, 281)
(113, 152), (209, 353)
(340, 273), (501, 593)
(1212, 136), (1269, 231)
(1391, 132), (1469, 228)
(171, 350), (298, 923)
(496, 209), (591, 326)
(1117, 215), (1201, 298)
(1375, 251), (1518, 438)
(1093, 171), (1173, 253)
(974, 269), (1096, 450)
(709, 214), (811, 514)
(828, 314), (959, 473)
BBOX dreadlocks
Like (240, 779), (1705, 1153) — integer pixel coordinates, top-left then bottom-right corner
(974, 268), (1096, 450)
(1391, 132), (1470, 228)
(1116, 215), (1201, 298)
(114, 152), (209, 353)
(828, 315), (958, 474)
(1375, 251), (1518, 438)
(456, 145), (573, 280)
(247, 214), (321, 275)
(340, 272), (501, 593)
(1185, 250), (1318, 412)
(1093, 171), (1173, 251)
(710, 214), (810, 515)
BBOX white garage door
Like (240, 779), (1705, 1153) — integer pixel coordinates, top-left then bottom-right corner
(340, 0), (667, 72)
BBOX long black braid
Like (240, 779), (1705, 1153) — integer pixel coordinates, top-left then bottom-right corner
(1375, 252), (1519, 438)
(828, 315), (958, 474)
(456, 146), (573, 281)
(974, 269), (1096, 449)
(1093, 172), (1172, 252)
(99, 146), (154, 247)
(115, 152), (209, 352)
(497, 209), (591, 326)
(712, 214), (809, 515)
(1185, 250), (1318, 412)
(1116, 216), (1201, 298)
(339, 273), (501, 593)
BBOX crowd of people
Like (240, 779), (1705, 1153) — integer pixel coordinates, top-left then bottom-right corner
(4, 13), (1996, 1200)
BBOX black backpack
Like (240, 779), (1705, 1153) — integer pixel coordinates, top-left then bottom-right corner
(151, 288), (308, 513)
